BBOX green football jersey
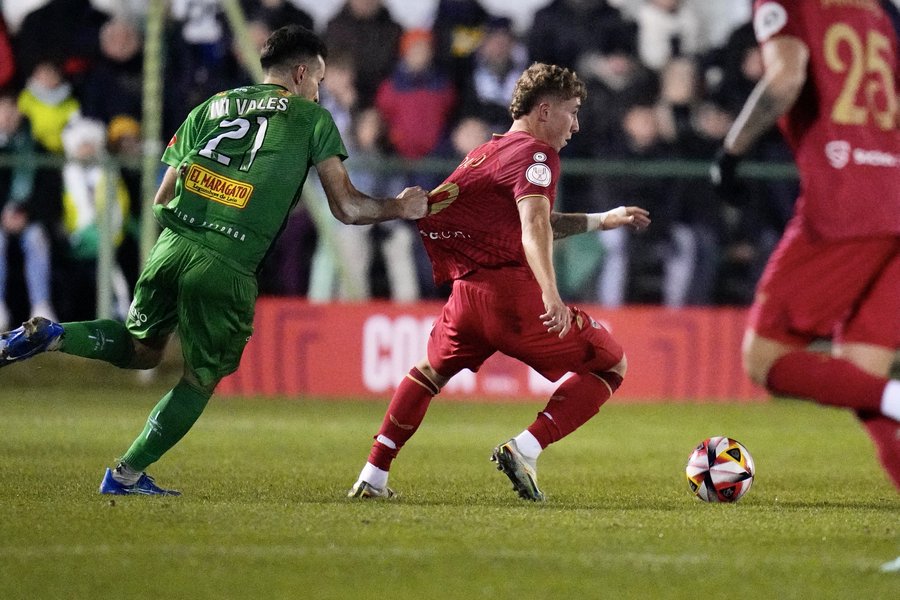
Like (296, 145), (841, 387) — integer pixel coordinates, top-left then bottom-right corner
(159, 83), (347, 273)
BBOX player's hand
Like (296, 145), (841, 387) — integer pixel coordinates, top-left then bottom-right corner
(710, 147), (743, 200)
(603, 206), (650, 231)
(395, 186), (429, 220)
(540, 292), (571, 338)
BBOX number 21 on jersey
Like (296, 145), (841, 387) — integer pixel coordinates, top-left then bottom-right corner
(199, 116), (270, 172)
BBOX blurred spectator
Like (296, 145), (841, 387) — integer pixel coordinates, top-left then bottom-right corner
(80, 18), (143, 124)
(241, 0), (314, 30)
(336, 108), (420, 301)
(457, 17), (527, 132)
(598, 103), (695, 306)
(59, 116), (131, 320)
(432, 0), (491, 89)
(324, 0), (403, 108)
(259, 202), (317, 297)
(106, 115), (141, 200)
(655, 56), (702, 144)
(528, 0), (629, 69)
(13, 0), (107, 84)
(220, 16), (274, 90)
(667, 98), (733, 304)
(17, 60), (80, 154)
(573, 30), (657, 157)
(167, 0), (231, 119)
(636, 0), (706, 71)
(375, 27), (458, 299)
(706, 22), (760, 116)
(448, 115), (491, 157)
(375, 28), (457, 168)
(105, 114), (143, 287)
(563, 32), (657, 303)
(0, 93), (56, 330)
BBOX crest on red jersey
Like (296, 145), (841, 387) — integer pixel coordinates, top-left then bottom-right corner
(525, 163), (552, 187)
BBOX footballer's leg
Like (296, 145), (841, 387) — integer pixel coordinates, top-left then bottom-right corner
(101, 370), (214, 496)
(350, 283), (485, 499)
(839, 343), (900, 492)
(0, 316), (163, 369)
(0, 316), (63, 367)
(493, 308), (626, 501)
(493, 362), (625, 502)
(349, 359), (450, 498)
(747, 236), (900, 421)
(100, 251), (254, 496)
(748, 332), (899, 419)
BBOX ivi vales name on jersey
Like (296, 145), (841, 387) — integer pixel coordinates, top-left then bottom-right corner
(185, 163), (253, 208)
(208, 96), (289, 118)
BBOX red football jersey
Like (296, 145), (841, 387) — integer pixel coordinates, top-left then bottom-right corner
(753, 0), (900, 239)
(420, 131), (560, 284)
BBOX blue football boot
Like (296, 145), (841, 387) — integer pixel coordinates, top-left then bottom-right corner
(99, 467), (182, 496)
(0, 317), (64, 368)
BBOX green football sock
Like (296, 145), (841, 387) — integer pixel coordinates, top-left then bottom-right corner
(60, 320), (135, 368)
(120, 380), (211, 472)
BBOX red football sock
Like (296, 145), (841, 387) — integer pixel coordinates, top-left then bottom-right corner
(856, 411), (900, 491)
(527, 371), (622, 448)
(766, 351), (887, 411)
(367, 367), (439, 471)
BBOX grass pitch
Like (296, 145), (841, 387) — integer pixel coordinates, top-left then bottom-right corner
(1, 357), (897, 599)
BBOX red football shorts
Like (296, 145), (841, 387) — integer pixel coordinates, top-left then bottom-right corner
(427, 267), (624, 381)
(748, 223), (900, 348)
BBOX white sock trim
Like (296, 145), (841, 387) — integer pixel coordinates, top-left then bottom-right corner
(358, 462), (389, 489)
(376, 434), (397, 449)
(880, 380), (900, 422)
(513, 430), (543, 460)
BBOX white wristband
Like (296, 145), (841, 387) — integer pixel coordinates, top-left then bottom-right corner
(595, 206), (627, 231)
(586, 213), (604, 231)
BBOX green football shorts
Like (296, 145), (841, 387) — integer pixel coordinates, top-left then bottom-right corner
(127, 228), (257, 389)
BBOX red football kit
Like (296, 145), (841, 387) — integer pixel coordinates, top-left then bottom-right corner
(749, 0), (900, 348)
(420, 131), (623, 380)
(361, 130), (628, 482)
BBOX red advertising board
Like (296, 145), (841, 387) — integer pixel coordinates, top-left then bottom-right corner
(217, 299), (766, 403)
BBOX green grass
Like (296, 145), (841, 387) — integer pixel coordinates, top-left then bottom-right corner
(1, 358), (897, 599)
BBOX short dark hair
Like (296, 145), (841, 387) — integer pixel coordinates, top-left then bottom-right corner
(260, 25), (328, 71)
(509, 63), (586, 120)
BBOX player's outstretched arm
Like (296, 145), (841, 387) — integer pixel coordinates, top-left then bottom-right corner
(315, 156), (428, 224)
(549, 206), (650, 240)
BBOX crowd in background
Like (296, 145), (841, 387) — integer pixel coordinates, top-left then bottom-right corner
(3, 0), (858, 328)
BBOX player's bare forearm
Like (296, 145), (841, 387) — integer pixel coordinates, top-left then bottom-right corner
(520, 197), (570, 337)
(339, 188), (428, 224)
(550, 207), (650, 239)
(724, 86), (790, 155)
(549, 212), (589, 239)
(724, 37), (808, 156)
(316, 156), (427, 223)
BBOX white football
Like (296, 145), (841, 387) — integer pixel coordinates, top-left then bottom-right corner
(685, 436), (755, 503)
